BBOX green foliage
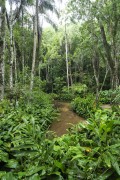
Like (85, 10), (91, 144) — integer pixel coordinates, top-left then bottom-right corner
(71, 94), (97, 118)
(57, 109), (120, 179)
(53, 77), (66, 94)
(71, 83), (88, 96)
(0, 90), (57, 179)
(0, 91), (120, 179)
(58, 86), (74, 101)
(58, 84), (87, 101)
(100, 88), (120, 104)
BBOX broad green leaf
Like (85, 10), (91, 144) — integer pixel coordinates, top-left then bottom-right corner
(72, 154), (84, 161)
(0, 150), (8, 162)
(97, 170), (114, 180)
(54, 160), (65, 172)
(26, 166), (45, 176)
(103, 153), (111, 168)
(1, 172), (16, 180)
(6, 159), (19, 169)
(53, 145), (61, 151)
(11, 144), (34, 150)
(28, 173), (41, 180)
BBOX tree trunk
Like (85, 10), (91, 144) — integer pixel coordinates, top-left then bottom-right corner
(99, 23), (119, 89)
(92, 50), (100, 105)
(21, 4), (25, 84)
(30, 0), (38, 91)
(0, 1), (5, 100)
(13, 40), (17, 85)
(65, 20), (69, 91)
(9, 1), (14, 90)
(69, 61), (73, 86)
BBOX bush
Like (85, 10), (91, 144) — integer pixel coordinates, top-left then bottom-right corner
(71, 83), (87, 97)
(0, 97), (120, 180)
(100, 87), (120, 104)
(58, 83), (88, 101)
(71, 94), (97, 118)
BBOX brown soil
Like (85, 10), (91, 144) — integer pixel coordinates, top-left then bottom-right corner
(101, 104), (111, 109)
(49, 101), (85, 136)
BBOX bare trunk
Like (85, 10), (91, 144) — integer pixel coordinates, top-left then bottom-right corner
(0, 1), (5, 100)
(30, 0), (38, 91)
(65, 21), (69, 91)
(69, 62), (73, 86)
(13, 40), (17, 85)
(99, 23), (119, 89)
(92, 50), (100, 105)
(100, 65), (109, 91)
(22, 5), (25, 84)
(9, 1), (14, 90)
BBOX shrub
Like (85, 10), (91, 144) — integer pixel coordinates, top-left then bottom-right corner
(71, 94), (97, 118)
(58, 83), (88, 101)
(99, 87), (120, 104)
(71, 83), (87, 97)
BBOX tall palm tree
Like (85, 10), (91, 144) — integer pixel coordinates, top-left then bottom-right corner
(30, 0), (59, 90)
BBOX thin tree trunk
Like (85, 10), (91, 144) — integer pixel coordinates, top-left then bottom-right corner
(65, 20), (69, 91)
(22, 5), (25, 84)
(13, 40), (17, 85)
(9, 1), (14, 90)
(30, 0), (38, 91)
(0, 1), (5, 100)
(69, 61), (73, 86)
(92, 50), (100, 105)
(100, 65), (109, 91)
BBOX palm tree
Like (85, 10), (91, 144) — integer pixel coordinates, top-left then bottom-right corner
(30, 0), (59, 91)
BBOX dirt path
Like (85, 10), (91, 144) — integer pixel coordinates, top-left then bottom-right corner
(101, 104), (111, 109)
(49, 101), (85, 136)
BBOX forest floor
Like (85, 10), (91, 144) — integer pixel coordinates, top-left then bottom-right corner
(49, 101), (85, 136)
(101, 104), (111, 109)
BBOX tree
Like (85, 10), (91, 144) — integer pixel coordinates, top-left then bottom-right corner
(0, 0), (6, 100)
(30, 0), (59, 90)
(68, 0), (120, 89)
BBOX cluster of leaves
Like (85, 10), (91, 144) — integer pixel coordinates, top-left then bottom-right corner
(99, 88), (120, 104)
(51, 109), (120, 180)
(0, 108), (120, 179)
(71, 94), (97, 118)
(0, 90), (58, 179)
(58, 84), (88, 101)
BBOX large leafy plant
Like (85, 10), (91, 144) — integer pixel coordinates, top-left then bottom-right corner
(71, 94), (97, 118)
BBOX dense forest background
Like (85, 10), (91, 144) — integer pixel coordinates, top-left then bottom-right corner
(0, 0), (120, 179)
(0, 0), (120, 99)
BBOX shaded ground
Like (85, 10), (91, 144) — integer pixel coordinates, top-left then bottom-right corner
(101, 104), (111, 109)
(49, 101), (85, 136)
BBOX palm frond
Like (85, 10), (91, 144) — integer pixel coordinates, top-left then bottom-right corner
(44, 14), (58, 31)
(39, 0), (59, 17)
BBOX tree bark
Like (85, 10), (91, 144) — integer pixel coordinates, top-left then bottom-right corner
(30, 0), (38, 91)
(99, 23), (119, 89)
(0, 1), (5, 100)
(65, 20), (69, 91)
(21, 4), (25, 84)
(92, 50), (100, 105)
(9, 1), (14, 90)
(13, 40), (17, 85)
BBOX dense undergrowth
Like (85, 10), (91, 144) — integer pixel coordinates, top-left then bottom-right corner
(0, 88), (120, 179)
